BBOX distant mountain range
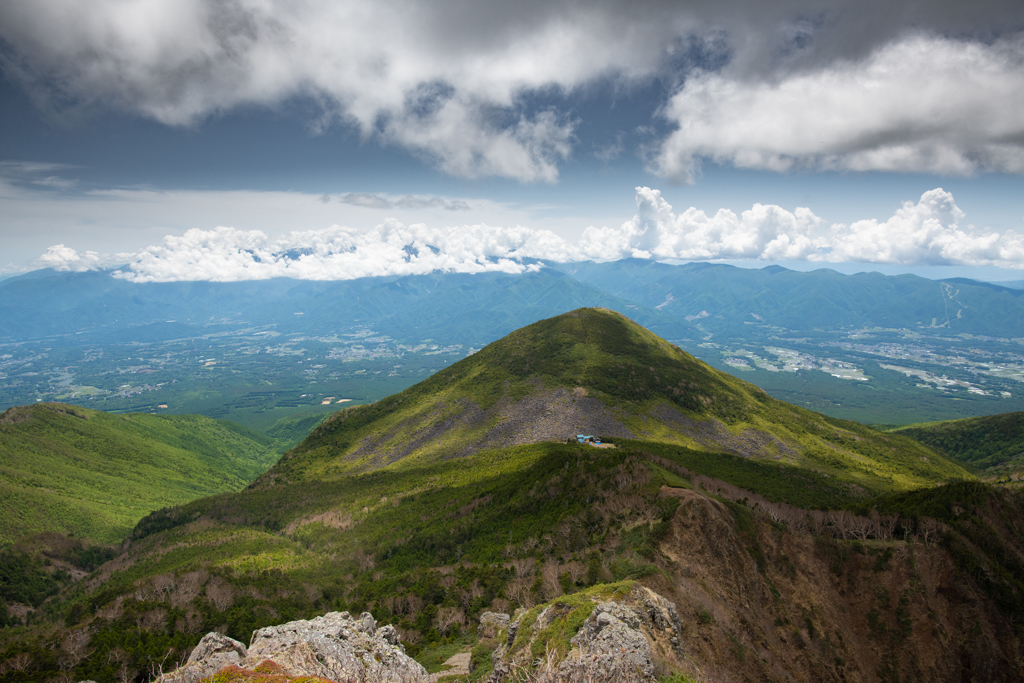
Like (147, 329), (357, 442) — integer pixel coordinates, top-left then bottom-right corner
(5, 261), (1024, 343)
(989, 279), (1024, 290)
(0, 266), (685, 345)
(5, 262), (1024, 429)
(553, 259), (1024, 337)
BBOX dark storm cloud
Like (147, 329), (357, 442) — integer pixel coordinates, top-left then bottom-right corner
(2, 0), (1022, 182)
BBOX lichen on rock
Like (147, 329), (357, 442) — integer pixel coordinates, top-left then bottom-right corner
(479, 611), (511, 639)
(156, 632), (248, 683)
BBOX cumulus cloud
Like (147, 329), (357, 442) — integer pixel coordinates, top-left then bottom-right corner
(36, 244), (124, 272)
(581, 187), (825, 261)
(655, 34), (1024, 181)
(828, 189), (1024, 268)
(37, 186), (1024, 279)
(3, 0), (1023, 182)
(582, 187), (1024, 270)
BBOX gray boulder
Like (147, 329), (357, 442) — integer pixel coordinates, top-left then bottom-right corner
(157, 632), (248, 683)
(479, 611), (510, 639)
(562, 603), (654, 681)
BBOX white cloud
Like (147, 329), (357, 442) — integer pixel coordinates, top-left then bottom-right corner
(4, 182), (597, 273)
(382, 103), (575, 183)
(36, 244), (124, 271)
(655, 34), (1024, 181)
(588, 187), (1024, 270)
(827, 189), (1024, 268)
(107, 222), (573, 282)
(580, 187), (825, 261)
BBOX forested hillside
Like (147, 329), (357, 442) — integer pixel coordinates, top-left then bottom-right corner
(0, 403), (280, 544)
(893, 411), (1024, 480)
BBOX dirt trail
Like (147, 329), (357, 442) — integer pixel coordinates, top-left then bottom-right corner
(429, 652), (471, 681)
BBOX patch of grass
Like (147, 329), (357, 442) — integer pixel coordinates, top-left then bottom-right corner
(469, 640), (497, 681)
(659, 673), (702, 683)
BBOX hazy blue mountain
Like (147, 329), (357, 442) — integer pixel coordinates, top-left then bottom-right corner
(0, 267), (692, 346)
(9, 263), (1024, 343)
(988, 279), (1024, 290)
(550, 259), (1024, 337)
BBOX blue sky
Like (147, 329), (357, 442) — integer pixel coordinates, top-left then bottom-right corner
(2, 0), (1023, 282)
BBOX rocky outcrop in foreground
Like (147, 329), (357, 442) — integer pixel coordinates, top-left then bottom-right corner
(158, 611), (428, 683)
(486, 585), (685, 683)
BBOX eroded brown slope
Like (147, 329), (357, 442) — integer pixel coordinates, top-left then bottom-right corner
(647, 485), (1024, 682)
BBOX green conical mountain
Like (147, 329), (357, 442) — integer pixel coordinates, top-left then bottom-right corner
(271, 308), (967, 493)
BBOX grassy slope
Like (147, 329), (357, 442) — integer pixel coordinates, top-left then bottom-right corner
(892, 411), (1024, 476)
(0, 403), (281, 544)
(275, 308), (969, 494)
(125, 439), (893, 584)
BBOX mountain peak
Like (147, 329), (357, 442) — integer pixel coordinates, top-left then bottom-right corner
(268, 309), (967, 492)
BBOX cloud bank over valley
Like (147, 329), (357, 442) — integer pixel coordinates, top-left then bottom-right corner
(37, 187), (1024, 282)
